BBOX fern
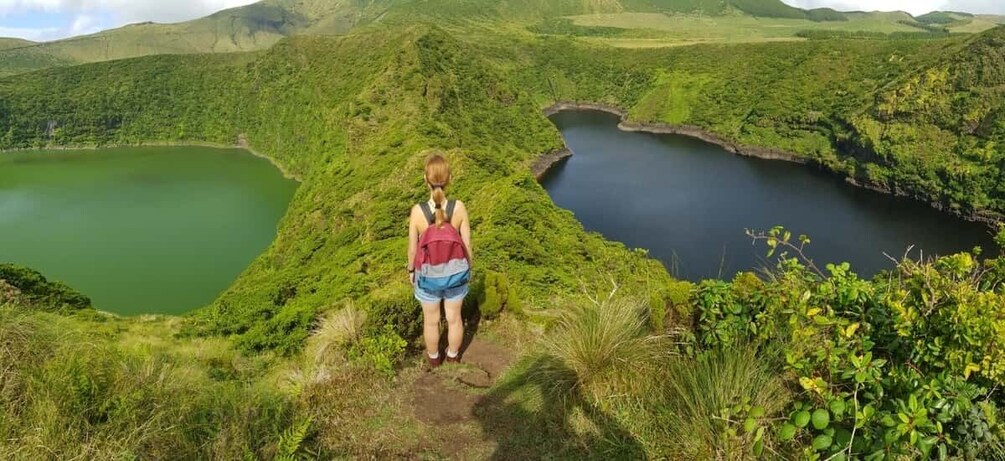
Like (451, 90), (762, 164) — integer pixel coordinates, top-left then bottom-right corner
(275, 417), (312, 461)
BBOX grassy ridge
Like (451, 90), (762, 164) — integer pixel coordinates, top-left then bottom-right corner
(0, 26), (671, 353)
(1, 10), (1005, 459)
(0, 38), (33, 50)
(4, 26), (1005, 352)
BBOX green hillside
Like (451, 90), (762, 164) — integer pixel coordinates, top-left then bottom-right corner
(2, 0), (1001, 76)
(845, 26), (1005, 217)
(0, 0), (394, 77)
(1, 2), (1004, 459)
(0, 38), (33, 50)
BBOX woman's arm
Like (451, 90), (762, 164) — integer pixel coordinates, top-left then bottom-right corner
(458, 202), (472, 261)
(407, 206), (418, 280)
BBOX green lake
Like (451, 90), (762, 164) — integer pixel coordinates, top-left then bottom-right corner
(0, 146), (297, 315)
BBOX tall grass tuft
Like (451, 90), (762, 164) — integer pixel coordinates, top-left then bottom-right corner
(0, 307), (299, 460)
(655, 346), (788, 460)
(306, 301), (367, 368)
(536, 297), (663, 400)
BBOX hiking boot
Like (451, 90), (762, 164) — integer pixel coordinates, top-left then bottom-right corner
(445, 352), (461, 364)
(427, 354), (444, 368)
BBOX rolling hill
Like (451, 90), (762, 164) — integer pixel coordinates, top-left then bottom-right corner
(0, 0), (395, 77)
(1, 0), (1002, 76)
(0, 37), (33, 50)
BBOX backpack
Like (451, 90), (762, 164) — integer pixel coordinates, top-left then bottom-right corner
(413, 200), (471, 292)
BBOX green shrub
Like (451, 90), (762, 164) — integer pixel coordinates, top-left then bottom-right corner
(365, 288), (422, 344)
(693, 228), (1005, 459)
(349, 324), (407, 376)
(648, 291), (668, 332)
(477, 270), (522, 319)
(0, 264), (91, 312)
(650, 279), (696, 332)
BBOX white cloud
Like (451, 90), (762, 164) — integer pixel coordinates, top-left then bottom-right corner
(783, 0), (1005, 15)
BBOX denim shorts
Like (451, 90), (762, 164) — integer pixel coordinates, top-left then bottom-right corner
(414, 281), (469, 304)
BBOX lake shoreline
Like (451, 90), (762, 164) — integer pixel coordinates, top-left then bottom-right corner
(542, 102), (807, 164)
(541, 102), (1003, 229)
(531, 147), (573, 181)
(0, 136), (302, 182)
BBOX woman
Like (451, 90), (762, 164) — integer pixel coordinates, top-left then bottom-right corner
(407, 153), (472, 367)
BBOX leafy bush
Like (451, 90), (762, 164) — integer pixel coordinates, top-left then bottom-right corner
(365, 289), (423, 344)
(0, 263), (91, 312)
(477, 270), (522, 319)
(694, 228), (1005, 459)
(349, 324), (407, 376)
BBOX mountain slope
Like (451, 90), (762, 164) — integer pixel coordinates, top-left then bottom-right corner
(0, 0), (986, 77)
(0, 0), (393, 77)
(844, 26), (1005, 216)
(0, 38), (33, 50)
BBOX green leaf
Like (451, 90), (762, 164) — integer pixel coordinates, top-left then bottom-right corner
(812, 434), (833, 451)
(829, 399), (846, 419)
(743, 417), (756, 433)
(778, 423), (798, 441)
(793, 410), (812, 428)
(811, 409), (831, 430)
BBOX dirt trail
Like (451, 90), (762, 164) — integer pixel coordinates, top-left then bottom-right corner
(407, 338), (515, 459)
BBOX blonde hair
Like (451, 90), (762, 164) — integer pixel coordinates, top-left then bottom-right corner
(424, 153), (451, 228)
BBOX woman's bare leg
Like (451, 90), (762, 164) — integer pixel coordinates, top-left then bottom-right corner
(421, 301), (442, 356)
(443, 298), (464, 356)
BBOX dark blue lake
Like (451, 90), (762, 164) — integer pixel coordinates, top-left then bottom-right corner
(542, 110), (997, 280)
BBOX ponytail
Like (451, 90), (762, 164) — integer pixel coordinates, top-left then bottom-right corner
(431, 185), (447, 227)
(424, 152), (451, 228)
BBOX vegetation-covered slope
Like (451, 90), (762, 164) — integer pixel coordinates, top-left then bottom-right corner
(3, 0), (1000, 77)
(0, 26), (671, 353)
(1, 4), (1005, 459)
(0, 0), (394, 77)
(0, 38), (32, 50)
(845, 27), (1005, 218)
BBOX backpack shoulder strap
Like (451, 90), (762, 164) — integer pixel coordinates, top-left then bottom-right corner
(418, 202), (435, 225)
(446, 200), (457, 222)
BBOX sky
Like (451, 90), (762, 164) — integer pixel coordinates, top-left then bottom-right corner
(1, 0), (1004, 42)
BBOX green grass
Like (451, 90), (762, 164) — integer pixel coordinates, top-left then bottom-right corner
(564, 11), (963, 46)
(0, 0), (392, 77)
(0, 38), (32, 51)
(654, 346), (789, 459)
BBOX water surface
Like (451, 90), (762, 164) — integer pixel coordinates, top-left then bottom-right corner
(0, 146), (297, 314)
(543, 110), (996, 280)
